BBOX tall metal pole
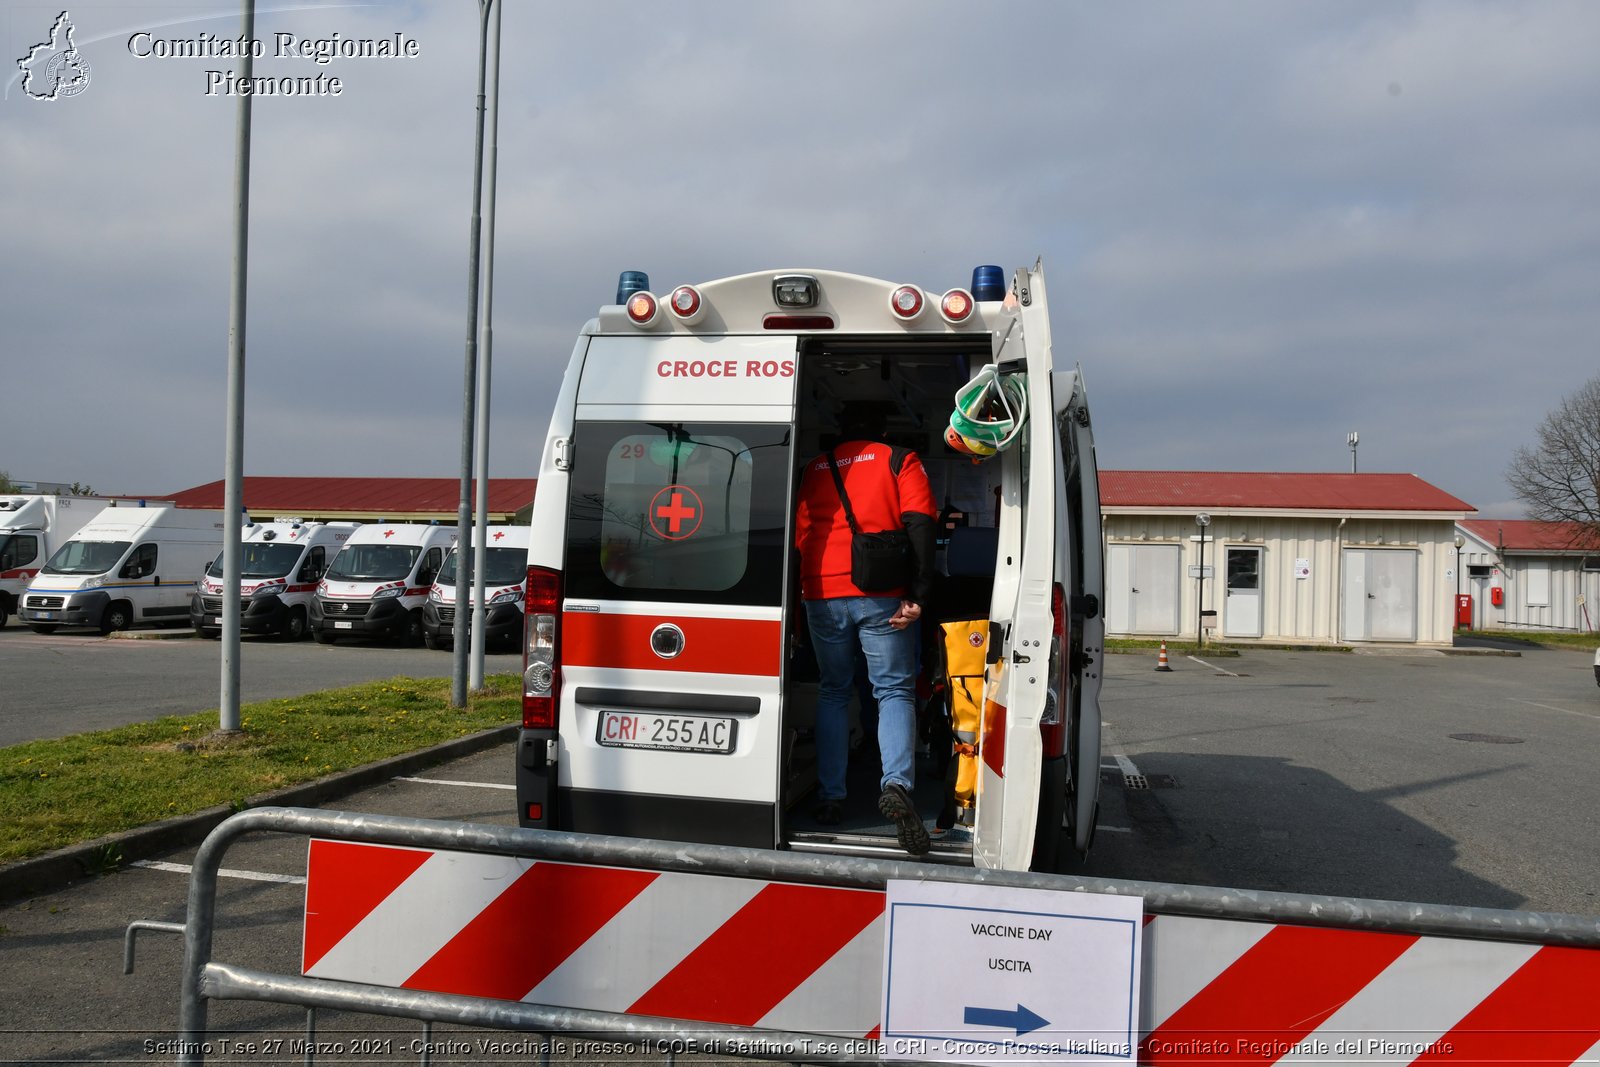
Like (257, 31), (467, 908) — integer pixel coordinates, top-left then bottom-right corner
(453, 0), (495, 708)
(219, 0), (255, 734)
(469, 0), (503, 692)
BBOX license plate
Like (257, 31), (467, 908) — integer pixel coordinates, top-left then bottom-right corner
(334, 621), (353, 630)
(597, 711), (735, 754)
(36, 612), (54, 621)
(207, 617), (220, 626)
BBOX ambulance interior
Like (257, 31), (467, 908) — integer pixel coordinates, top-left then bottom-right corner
(783, 336), (1005, 863)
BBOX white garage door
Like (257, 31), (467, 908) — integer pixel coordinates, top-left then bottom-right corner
(1107, 543), (1181, 635)
(1342, 549), (1418, 642)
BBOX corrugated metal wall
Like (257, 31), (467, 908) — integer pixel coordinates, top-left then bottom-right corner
(1102, 514), (1460, 645)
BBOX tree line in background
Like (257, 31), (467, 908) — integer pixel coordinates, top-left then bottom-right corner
(0, 471), (97, 496)
(1507, 374), (1600, 545)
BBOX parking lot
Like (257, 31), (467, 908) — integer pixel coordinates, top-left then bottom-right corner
(1, 638), (1597, 1061)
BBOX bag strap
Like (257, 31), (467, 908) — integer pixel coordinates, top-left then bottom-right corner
(825, 449), (862, 535)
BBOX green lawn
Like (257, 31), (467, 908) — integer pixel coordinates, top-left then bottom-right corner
(0, 674), (520, 863)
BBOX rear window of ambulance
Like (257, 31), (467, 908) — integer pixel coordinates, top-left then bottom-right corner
(565, 422), (790, 606)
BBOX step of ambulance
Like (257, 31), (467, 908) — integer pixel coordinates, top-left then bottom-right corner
(787, 761), (969, 864)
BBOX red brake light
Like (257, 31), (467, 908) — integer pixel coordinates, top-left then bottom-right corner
(625, 291), (659, 326)
(523, 566), (561, 729)
(762, 314), (835, 330)
(940, 288), (975, 323)
(889, 285), (925, 320)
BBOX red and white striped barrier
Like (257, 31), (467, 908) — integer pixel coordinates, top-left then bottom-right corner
(303, 841), (1600, 1063)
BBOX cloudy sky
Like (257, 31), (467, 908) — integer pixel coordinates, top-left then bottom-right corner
(4, 1), (1597, 517)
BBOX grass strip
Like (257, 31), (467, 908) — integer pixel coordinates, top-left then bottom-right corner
(0, 673), (520, 863)
(1460, 629), (1600, 651)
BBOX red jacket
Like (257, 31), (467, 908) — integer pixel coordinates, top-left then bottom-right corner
(794, 439), (936, 601)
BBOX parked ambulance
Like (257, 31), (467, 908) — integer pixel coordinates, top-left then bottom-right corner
(422, 525), (532, 650)
(191, 520), (359, 641)
(0, 495), (131, 628)
(309, 523), (454, 645)
(516, 263), (1104, 873)
(21, 506), (232, 634)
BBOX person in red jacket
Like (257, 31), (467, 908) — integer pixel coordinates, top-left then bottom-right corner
(794, 403), (936, 855)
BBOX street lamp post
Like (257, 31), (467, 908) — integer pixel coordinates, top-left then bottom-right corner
(1454, 533), (1466, 634)
(1195, 512), (1211, 648)
(452, 0), (498, 709)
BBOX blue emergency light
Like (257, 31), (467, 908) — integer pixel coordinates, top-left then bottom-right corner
(971, 264), (1005, 302)
(615, 271), (651, 304)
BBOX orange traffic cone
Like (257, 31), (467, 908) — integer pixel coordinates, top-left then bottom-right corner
(1154, 640), (1173, 672)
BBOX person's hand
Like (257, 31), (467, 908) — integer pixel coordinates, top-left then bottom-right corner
(889, 600), (922, 630)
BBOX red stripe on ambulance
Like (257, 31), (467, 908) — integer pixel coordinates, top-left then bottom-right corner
(563, 612), (781, 676)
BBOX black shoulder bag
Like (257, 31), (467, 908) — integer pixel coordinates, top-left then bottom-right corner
(826, 449), (912, 593)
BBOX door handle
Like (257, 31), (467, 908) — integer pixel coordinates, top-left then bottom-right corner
(1131, 587), (1139, 594)
(1367, 593), (1376, 599)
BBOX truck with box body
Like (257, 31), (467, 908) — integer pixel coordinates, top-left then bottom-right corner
(515, 263), (1104, 873)
(0, 495), (120, 628)
(191, 520), (359, 641)
(21, 506), (232, 634)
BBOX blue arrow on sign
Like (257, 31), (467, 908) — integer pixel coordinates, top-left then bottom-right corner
(963, 1003), (1049, 1035)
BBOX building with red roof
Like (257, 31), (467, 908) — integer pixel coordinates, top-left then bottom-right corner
(1100, 471), (1474, 646)
(1454, 519), (1600, 633)
(167, 477), (538, 524)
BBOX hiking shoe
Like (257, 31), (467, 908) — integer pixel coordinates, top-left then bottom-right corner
(878, 783), (930, 856)
(813, 800), (844, 826)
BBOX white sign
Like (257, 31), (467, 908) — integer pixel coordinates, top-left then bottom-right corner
(1187, 565), (1214, 579)
(1295, 557), (1311, 580)
(880, 880), (1143, 1065)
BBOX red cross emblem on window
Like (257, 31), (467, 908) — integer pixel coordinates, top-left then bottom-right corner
(492, 530), (505, 541)
(648, 484), (704, 541)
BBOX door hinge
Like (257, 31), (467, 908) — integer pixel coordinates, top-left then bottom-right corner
(553, 437), (572, 471)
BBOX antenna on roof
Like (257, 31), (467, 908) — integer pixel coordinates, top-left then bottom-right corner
(1347, 431), (1359, 474)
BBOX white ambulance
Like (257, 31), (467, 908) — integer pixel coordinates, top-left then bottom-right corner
(21, 506), (231, 634)
(516, 263), (1105, 873)
(422, 525), (532, 651)
(309, 523), (454, 645)
(191, 520), (360, 641)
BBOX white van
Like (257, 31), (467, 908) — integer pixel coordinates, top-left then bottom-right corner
(191, 520), (360, 641)
(1, 495), (131, 628)
(309, 523), (455, 645)
(515, 263), (1104, 873)
(21, 507), (232, 634)
(422, 525), (532, 650)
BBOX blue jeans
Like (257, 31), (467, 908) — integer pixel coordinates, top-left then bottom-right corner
(804, 596), (917, 801)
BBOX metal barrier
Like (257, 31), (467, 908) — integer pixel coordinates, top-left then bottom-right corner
(128, 805), (1600, 1066)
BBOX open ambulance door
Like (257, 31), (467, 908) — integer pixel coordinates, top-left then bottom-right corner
(971, 263), (1061, 871)
(1059, 365), (1104, 857)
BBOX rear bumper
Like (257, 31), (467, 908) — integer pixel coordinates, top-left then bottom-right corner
(514, 728), (774, 848)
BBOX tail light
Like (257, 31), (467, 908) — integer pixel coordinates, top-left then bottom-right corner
(667, 285), (704, 323)
(523, 566), (561, 728)
(888, 284), (925, 321)
(940, 288), (975, 323)
(625, 290), (659, 327)
(1039, 582), (1068, 758)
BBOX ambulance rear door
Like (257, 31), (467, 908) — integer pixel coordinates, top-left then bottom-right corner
(558, 334), (798, 848)
(972, 263), (1061, 871)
